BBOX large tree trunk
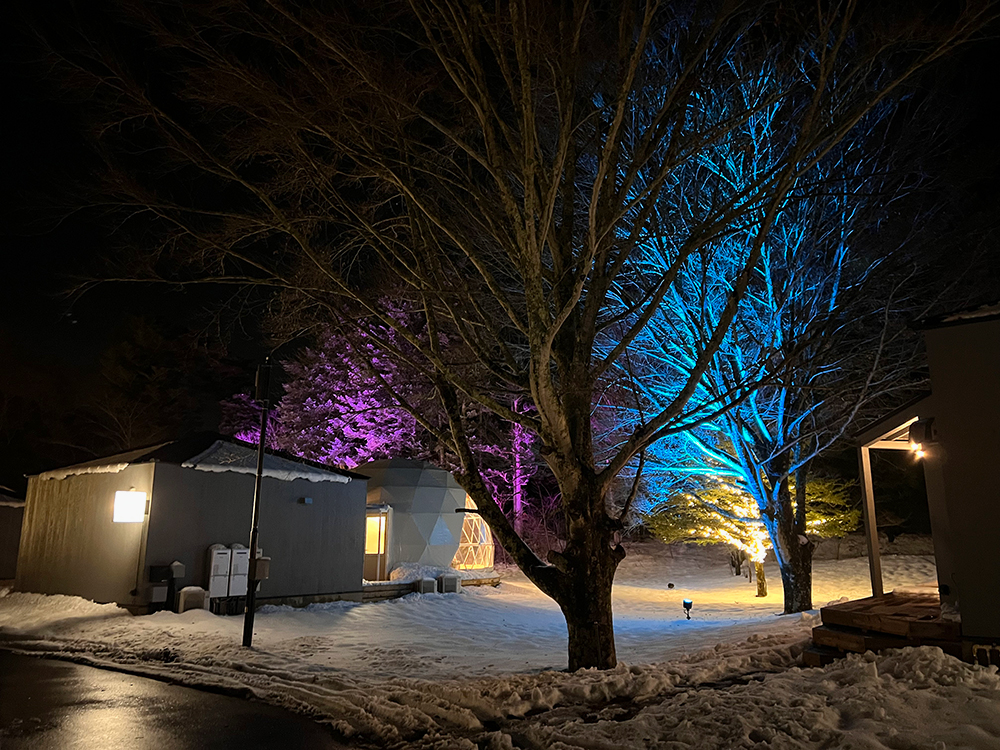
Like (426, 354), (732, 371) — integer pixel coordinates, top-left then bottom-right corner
(776, 532), (813, 612)
(464, 420), (624, 670)
(764, 468), (815, 613)
(543, 462), (624, 671)
(556, 551), (619, 671)
(770, 506), (814, 612)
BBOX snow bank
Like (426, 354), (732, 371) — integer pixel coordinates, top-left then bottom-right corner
(510, 647), (1000, 750)
(1, 546), (978, 748)
(0, 591), (129, 636)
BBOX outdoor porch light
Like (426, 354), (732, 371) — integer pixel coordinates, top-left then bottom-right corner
(908, 418), (936, 459)
(683, 598), (693, 620)
(113, 490), (147, 523)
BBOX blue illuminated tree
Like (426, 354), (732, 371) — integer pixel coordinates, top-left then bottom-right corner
(613, 86), (927, 612)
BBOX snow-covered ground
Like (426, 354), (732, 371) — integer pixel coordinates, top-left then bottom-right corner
(2, 542), (998, 749)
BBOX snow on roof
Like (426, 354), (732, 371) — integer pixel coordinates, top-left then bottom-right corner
(37, 443), (173, 481)
(940, 301), (1000, 322)
(917, 301), (1000, 329)
(181, 440), (349, 484)
(0, 488), (25, 507)
(35, 434), (355, 483)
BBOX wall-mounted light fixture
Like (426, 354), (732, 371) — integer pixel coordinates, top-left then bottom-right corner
(113, 490), (147, 523)
(908, 418), (937, 460)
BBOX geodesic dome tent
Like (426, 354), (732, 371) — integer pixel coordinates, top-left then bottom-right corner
(358, 459), (493, 579)
(453, 494), (495, 570)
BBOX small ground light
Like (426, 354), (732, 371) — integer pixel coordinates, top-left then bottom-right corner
(683, 599), (693, 620)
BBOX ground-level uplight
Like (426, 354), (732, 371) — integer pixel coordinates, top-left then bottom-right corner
(683, 598), (693, 620)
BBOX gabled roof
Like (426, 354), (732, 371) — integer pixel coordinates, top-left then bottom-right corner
(853, 394), (935, 449)
(0, 488), (25, 508)
(33, 433), (367, 484)
(915, 301), (1000, 331)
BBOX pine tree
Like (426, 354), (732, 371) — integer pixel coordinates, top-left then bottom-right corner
(644, 475), (859, 597)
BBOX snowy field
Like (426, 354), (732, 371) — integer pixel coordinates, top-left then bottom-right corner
(2, 542), (999, 749)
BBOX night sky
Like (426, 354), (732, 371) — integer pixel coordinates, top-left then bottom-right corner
(1, 5), (997, 496)
(0, 21), (259, 492)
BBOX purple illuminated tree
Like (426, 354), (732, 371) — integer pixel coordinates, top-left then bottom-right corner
(221, 323), (542, 526)
(277, 333), (429, 468)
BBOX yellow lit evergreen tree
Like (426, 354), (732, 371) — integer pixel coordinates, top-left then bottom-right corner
(645, 476), (858, 597)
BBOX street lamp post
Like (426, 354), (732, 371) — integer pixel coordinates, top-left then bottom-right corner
(242, 359), (272, 648)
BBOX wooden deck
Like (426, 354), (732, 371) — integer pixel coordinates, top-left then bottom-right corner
(805, 591), (963, 667)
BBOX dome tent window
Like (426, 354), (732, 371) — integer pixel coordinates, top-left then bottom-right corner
(452, 495), (494, 570)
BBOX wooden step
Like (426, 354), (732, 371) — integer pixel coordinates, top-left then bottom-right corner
(802, 645), (844, 667)
(811, 624), (964, 659)
(812, 624), (915, 653)
(819, 593), (960, 640)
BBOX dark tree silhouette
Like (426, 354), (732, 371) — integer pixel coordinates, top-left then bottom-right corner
(50, 0), (990, 668)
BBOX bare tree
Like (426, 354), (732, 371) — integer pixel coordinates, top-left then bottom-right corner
(615, 88), (950, 613)
(50, 0), (989, 668)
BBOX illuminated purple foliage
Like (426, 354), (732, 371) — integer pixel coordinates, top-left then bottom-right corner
(220, 325), (540, 529)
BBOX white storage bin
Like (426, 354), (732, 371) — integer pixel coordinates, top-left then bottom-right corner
(207, 546), (232, 577)
(230, 547), (251, 576)
(177, 586), (208, 613)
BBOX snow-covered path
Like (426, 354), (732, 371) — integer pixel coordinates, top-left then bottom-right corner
(2, 543), (998, 749)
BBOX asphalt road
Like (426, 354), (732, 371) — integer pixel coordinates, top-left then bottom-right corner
(0, 650), (350, 749)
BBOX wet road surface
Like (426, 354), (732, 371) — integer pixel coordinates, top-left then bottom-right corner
(0, 650), (350, 749)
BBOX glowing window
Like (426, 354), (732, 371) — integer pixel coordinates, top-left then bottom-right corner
(113, 491), (147, 523)
(365, 515), (386, 554)
(452, 499), (494, 570)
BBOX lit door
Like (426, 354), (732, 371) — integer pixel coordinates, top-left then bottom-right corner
(364, 513), (388, 581)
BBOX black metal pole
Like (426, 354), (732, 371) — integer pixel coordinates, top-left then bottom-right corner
(242, 360), (271, 648)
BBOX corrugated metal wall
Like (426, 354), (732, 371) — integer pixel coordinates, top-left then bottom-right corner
(15, 463), (155, 605)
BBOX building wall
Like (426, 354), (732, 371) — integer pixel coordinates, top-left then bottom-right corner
(15, 464), (155, 605)
(920, 457), (958, 612)
(144, 464), (365, 603)
(924, 317), (1000, 639)
(0, 504), (25, 580)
